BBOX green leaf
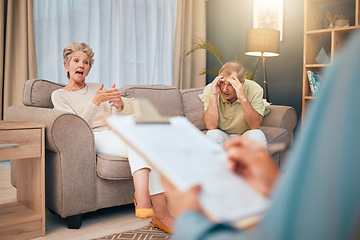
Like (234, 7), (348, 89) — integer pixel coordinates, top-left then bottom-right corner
(199, 67), (220, 76)
(184, 38), (224, 66)
(245, 69), (257, 81)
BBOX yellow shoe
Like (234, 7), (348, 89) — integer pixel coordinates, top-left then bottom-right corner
(149, 217), (173, 234)
(134, 199), (154, 218)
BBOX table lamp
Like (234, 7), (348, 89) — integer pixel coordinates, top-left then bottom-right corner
(245, 28), (280, 102)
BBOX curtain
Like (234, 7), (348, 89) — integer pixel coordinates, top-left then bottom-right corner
(173, 0), (206, 89)
(0, 0), (37, 120)
(33, 0), (177, 88)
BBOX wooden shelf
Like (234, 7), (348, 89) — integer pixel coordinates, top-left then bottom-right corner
(334, 25), (360, 31)
(305, 63), (329, 68)
(306, 25), (360, 34)
(306, 28), (332, 35)
(0, 202), (42, 228)
(308, 0), (341, 3)
(302, 0), (359, 124)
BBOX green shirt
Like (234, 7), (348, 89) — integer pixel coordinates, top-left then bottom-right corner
(201, 79), (267, 134)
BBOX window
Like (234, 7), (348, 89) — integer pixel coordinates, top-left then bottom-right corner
(33, 0), (177, 87)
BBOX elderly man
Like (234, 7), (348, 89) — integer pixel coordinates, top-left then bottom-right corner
(201, 61), (268, 146)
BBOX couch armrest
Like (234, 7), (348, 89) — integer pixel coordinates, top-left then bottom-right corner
(6, 105), (97, 217)
(262, 105), (297, 142)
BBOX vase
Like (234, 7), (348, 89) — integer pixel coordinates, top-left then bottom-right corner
(335, 19), (349, 28)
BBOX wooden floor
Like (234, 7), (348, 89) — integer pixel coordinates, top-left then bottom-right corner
(0, 161), (149, 240)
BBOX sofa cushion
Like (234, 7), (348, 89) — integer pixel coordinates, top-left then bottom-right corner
(120, 85), (184, 117)
(180, 88), (206, 131)
(23, 79), (65, 108)
(96, 153), (133, 180)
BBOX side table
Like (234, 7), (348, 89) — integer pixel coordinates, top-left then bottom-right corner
(0, 121), (45, 239)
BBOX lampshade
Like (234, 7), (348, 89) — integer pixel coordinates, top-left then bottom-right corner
(245, 28), (280, 57)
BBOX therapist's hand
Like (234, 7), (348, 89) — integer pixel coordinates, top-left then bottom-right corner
(161, 177), (202, 218)
(224, 136), (280, 196)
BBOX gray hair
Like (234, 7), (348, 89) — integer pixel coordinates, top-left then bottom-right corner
(219, 61), (246, 82)
(63, 42), (94, 79)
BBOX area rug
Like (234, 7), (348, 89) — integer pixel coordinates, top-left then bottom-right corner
(93, 225), (172, 240)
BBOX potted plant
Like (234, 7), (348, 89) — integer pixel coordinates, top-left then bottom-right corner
(335, 14), (349, 28)
(184, 38), (257, 80)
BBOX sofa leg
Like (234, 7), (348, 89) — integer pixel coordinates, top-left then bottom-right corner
(65, 214), (83, 229)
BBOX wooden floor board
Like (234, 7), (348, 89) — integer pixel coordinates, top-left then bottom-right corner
(0, 161), (148, 240)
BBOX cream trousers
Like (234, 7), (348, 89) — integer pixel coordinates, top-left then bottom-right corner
(93, 130), (164, 195)
(206, 129), (267, 148)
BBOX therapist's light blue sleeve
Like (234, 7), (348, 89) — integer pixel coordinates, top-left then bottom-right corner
(174, 211), (250, 240)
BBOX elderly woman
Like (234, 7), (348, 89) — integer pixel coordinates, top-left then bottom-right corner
(51, 42), (173, 233)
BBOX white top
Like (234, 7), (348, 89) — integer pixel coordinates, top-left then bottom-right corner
(51, 83), (134, 131)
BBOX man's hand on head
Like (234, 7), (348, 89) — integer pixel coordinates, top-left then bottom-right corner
(228, 77), (246, 102)
(211, 74), (224, 96)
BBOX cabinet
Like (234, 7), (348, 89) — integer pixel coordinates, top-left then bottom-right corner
(302, 0), (360, 123)
(0, 121), (45, 239)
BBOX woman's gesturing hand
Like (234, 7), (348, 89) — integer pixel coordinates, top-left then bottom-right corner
(109, 83), (124, 110)
(92, 83), (122, 107)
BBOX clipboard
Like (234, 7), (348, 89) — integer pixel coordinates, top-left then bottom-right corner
(104, 99), (269, 228)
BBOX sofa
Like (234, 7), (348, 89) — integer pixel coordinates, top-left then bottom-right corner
(6, 79), (297, 229)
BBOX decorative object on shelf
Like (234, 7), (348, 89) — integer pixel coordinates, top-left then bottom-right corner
(307, 70), (321, 96)
(253, 0), (283, 41)
(184, 38), (257, 80)
(316, 47), (330, 64)
(326, 11), (336, 28)
(245, 28), (280, 102)
(321, 11), (329, 29)
(335, 14), (350, 28)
